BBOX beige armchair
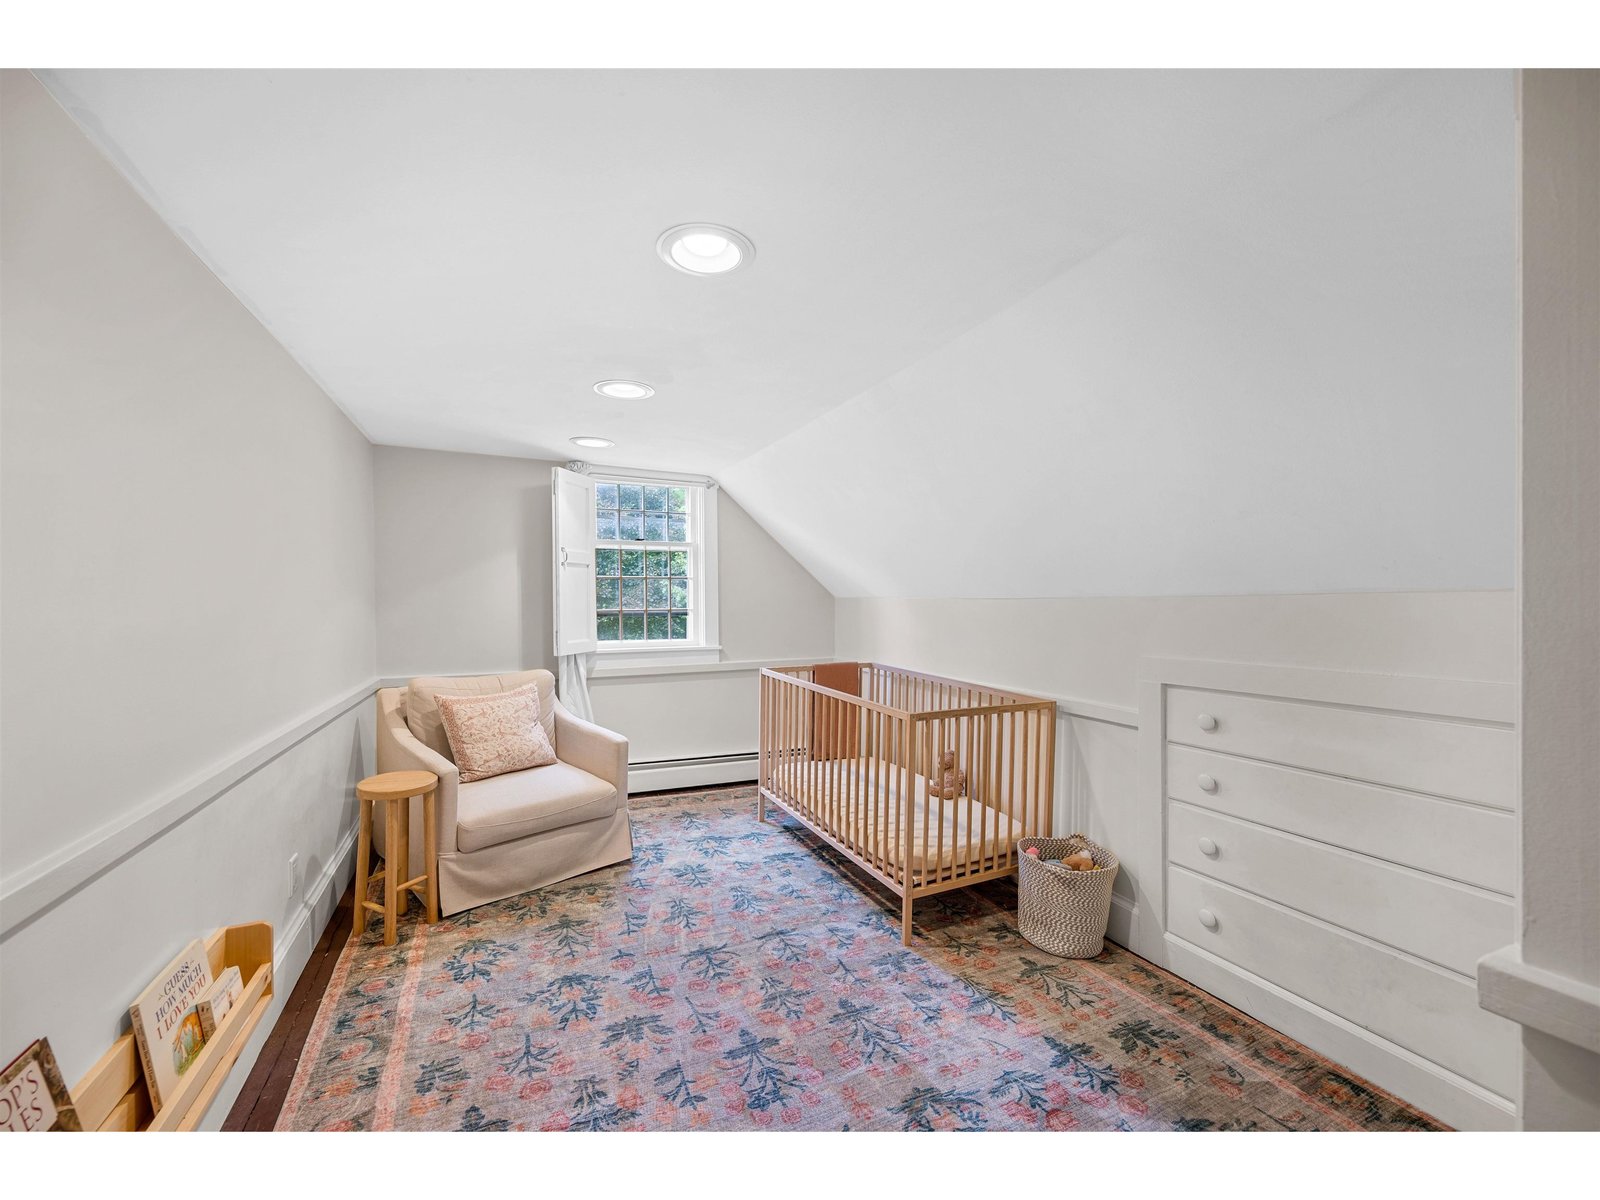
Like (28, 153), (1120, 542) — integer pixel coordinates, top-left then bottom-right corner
(373, 669), (631, 916)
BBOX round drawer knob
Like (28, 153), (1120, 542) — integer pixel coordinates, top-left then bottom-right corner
(1196, 713), (1218, 732)
(1198, 908), (1220, 931)
(1198, 836), (1219, 857)
(1197, 773), (1218, 793)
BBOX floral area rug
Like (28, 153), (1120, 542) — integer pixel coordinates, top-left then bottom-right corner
(277, 785), (1443, 1131)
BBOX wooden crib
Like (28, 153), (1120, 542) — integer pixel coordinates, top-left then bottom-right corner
(758, 663), (1056, 944)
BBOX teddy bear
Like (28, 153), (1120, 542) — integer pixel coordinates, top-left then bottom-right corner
(928, 750), (966, 800)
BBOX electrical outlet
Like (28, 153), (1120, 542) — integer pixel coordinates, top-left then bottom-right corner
(287, 853), (301, 899)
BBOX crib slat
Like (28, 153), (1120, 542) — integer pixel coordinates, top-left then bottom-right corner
(934, 719), (946, 884)
(1038, 707), (1047, 836)
(844, 697), (851, 840)
(819, 689), (829, 831)
(855, 704), (864, 859)
(1019, 705), (1031, 850)
(919, 717), (929, 882)
(865, 706), (872, 857)
(759, 673), (768, 820)
(1030, 710), (1043, 838)
(1042, 703), (1055, 837)
(813, 687), (822, 827)
(901, 716), (913, 891)
(870, 708), (881, 875)
(982, 708), (992, 876)
(834, 693), (843, 843)
(965, 708), (977, 880)
(966, 710), (979, 876)
(851, 700), (861, 857)
(884, 708), (894, 877)
(901, 726), (915, 946)
(1003, 708), (1014, 870)
(844, 691), (857, 838)
(833, 692), (841, 836)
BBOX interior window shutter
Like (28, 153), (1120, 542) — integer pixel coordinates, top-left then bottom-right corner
(551, 466), (598, 656)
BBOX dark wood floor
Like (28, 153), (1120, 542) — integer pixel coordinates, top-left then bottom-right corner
(223, 875), (357, 1130)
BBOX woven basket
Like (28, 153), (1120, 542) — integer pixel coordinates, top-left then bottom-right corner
(1016, 834), (1119, 958)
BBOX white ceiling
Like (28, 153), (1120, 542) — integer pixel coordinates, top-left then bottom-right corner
(40, 69), (1395, 473)
(38, 69), (1517, 598)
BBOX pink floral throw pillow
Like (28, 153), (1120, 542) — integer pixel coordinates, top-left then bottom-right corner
(436, 683), (557, 783)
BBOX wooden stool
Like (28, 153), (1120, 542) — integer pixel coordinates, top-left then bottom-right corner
(355, 770), (440, 945)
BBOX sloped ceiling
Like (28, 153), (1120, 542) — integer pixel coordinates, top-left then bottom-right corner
(720, 70), (1517, 596)
(39, 68), (1516, 598)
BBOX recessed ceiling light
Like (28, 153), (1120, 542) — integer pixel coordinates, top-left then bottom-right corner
(656, 223), (755, 276)
(570, 436), (614, 449)
(593, 379), (655, 400)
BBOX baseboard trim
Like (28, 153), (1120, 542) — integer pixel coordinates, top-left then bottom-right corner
(198, 824), (359, 1130)
(631, 753), (758, 793)
(1106, 893), (1139, 949)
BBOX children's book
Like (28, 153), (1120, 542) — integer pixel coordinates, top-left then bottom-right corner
(195, 965), (244, 1039)
(129, 939), (213, 1110)
(0, 1038), (82, 1131)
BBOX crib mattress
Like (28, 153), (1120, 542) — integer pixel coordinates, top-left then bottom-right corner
(775, 756), (1022, 876)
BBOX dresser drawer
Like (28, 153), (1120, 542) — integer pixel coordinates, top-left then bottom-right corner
(1166, 743), (1516, 894)
(1169, 803), (1513, 976)
(1165, 687), (1515, 808)
(1167, 868), (1518, 1098)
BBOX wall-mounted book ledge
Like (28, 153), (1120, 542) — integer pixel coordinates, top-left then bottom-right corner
(71, 922), (274, 1131)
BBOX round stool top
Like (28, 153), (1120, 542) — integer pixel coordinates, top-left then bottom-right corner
(357, 770), (439, 801)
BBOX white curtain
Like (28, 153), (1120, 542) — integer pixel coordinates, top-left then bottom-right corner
(558, 652), (596, 723)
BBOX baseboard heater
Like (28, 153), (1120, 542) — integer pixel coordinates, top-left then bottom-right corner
(628, 751), (758, 793)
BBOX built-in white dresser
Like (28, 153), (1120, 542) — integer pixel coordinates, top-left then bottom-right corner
(1139, 659), (1520, 1130)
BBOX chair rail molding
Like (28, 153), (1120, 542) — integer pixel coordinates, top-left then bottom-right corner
(1478, 946), (1600, 1056)
(0, 678), (379, 937)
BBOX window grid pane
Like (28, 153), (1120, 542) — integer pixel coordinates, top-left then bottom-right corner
(594, 482), (695, 643)
(594, 565), (693, 640)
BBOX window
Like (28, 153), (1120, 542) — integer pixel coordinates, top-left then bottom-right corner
(590, 473), (718, 657)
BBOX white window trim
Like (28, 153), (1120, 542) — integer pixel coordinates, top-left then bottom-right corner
(589, 467), (720, 668)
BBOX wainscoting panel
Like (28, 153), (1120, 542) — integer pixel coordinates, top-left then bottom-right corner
(1052, 699), (1141, 949)
(0, 689), (374, 1092)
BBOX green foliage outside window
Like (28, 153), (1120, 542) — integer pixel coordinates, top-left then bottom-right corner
(594, 482), (693, 642)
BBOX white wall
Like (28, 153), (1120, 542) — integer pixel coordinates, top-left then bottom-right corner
(1488, 69), (1600, 1131)
(374, 447), (558, 677)
(0, 70), (377, 1090)
(837, 590), (1516, 943)
(722, 70), (1516, 601)
(372, 445), (834, 771)
(837, 592), (1517, 711)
